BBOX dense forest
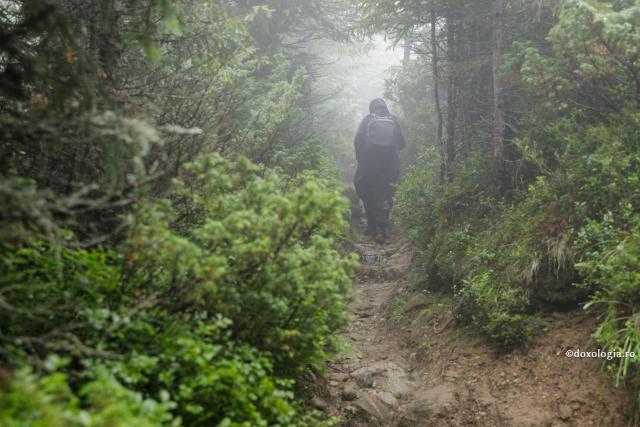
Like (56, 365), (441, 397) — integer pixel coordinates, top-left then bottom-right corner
(1, 0), (640, 425)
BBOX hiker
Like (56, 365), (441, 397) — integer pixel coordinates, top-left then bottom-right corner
(354, 98), (406, 243)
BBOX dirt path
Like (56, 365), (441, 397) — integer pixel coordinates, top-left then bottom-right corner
(323, 227), (630, 426)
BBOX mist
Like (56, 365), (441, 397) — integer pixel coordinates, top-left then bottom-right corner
(2, 1), (639, 425)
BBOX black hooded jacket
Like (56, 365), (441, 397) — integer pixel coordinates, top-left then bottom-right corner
(354, 98), (406, 181)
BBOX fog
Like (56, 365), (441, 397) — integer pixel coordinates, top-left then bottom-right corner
(304, 35), (404, 182)
(326, 36), (403, 114)
(347, 36), (405, 115)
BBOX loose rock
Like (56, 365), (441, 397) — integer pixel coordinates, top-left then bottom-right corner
(309, 397), (327, 411)
(351, 363), (387, 388)
(558, 403), (573, 420)
(342, 382), (358, 401)
(354, 392), (393, 422)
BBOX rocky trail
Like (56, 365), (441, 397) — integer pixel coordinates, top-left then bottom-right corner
(320, 223), (630, 426)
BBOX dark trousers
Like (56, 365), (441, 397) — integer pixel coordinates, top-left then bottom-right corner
(362, 189), (393, 236)
(355, 169), (396, 238)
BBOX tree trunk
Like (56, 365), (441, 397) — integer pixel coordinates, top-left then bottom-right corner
(445, 16), (456, 181)
(430, 10), (444, 183)
(492, 0), (506, 165)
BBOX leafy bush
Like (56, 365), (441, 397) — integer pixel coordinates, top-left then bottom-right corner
(129, 154), (356, 372)
(396, 113), (640, 349)
(395, 1), (640, 356)
(575, 212), (640, 385)
(395, 145), (539, 349)
(0, 154), (354, 425)
(0, 366), (178, 427)
(458, 271), (534, 349)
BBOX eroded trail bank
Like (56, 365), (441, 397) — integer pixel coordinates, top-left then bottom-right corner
(323, 229), (629, 426)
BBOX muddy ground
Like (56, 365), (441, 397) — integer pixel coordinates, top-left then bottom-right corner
(319, 226), (630, 426)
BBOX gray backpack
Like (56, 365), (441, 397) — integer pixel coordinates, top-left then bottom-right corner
(367, 114), (396, 148)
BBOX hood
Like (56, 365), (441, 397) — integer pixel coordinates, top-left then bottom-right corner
(369, 98), (390, 115)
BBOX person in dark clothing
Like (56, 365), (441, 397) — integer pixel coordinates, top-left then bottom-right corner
(353, 98), (406, 243)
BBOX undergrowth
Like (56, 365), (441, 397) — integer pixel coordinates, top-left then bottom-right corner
(0, 155), (356, 426)
(394, 2), (640, 416)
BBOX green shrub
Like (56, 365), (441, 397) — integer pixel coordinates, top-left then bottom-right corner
(0, 242), (123, 363)
(128, 154), (357, 372)
(457, 271), (534, 350)
(0, 366), (178, 427)
(575, 214), (640, 385)
(0, 154), (354, 425)
(0, 241), (309, 426)
(395, 143), (540, 349)
(396, 112), (640, 349)
(104, 317), (317, 426)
